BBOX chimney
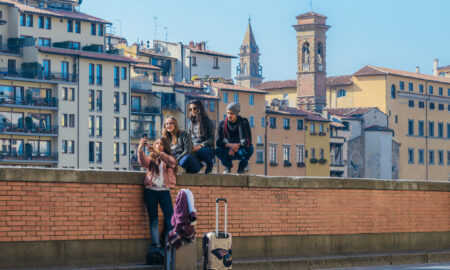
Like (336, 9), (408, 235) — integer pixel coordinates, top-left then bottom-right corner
(433, 58), (438, 76)
(416, 66), (420, 74)
(198, 41), (205, 50)
(189, 41), (194, 48)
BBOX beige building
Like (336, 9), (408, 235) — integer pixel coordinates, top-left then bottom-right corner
(0, 0), (132, 170)
(327, 65), (450, 181)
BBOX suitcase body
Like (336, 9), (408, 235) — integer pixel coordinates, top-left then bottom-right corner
(203, 198), (232, 270)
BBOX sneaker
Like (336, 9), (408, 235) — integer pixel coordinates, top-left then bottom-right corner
(205, 164), (213, 174)
(237, 164), (246, 174)
(223, 167), (231, 174)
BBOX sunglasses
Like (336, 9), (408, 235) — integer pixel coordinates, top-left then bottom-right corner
(189, 107), (198, 112)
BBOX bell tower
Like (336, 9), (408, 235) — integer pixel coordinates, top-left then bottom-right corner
(293, 12), (330, 112)
(235, 19), (263, 88)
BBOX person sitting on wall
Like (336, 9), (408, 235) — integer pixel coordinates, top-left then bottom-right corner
(187, 100), (215, 174)
(163, 116), (202, 173)
(215, 102), (253, 174)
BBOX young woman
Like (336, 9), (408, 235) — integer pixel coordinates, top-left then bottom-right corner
(163, 116), (201, 173)
(187, 100), (215, 174)
(138, 136), (177, 254)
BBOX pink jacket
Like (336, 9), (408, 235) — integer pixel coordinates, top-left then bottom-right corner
(138, 150), (177, 189)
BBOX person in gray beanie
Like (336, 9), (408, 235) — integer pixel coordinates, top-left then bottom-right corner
(215, 102), (253, 174)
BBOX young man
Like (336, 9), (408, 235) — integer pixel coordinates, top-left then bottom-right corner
(215, 102), (253, 174)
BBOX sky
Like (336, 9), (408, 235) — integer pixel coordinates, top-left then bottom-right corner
(81, 0), (450, 82)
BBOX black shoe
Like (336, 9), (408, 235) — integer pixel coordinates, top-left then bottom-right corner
(223, 167), (231, 174)
(237, 164), (246, 174)
(205, 164), (213, 174)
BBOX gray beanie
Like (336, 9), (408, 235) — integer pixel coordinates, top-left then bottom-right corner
(226, 102), (240, 115)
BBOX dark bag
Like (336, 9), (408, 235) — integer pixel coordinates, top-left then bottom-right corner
(146, 244), (164, 265)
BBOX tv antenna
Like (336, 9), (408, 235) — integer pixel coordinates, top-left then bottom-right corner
(310, 0), (313, 11)
(164, 26), (168, 42)
(154, 17), (158, 40)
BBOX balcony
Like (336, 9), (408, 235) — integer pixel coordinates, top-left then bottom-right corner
(0, 43), (21, 55)
(131, 81), (153, 91)
(0, 68), (77, 83)
(0, 125), (58, 136)
(161, 103), (180, 111)
(0, 153), (58, 164)
(0, 97), (58, 109)
(130, 129), (157, 140)
(330, 136), (345, 144)
(131, 106), (160, 115)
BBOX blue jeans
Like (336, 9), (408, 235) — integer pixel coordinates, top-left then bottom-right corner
(179, 154), (201, 173)
(215, 145), (254, 169)
(144, 189), (173, 245)
(195, 146), (215, 168)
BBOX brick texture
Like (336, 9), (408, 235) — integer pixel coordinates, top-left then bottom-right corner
(0, 181), (449, 242)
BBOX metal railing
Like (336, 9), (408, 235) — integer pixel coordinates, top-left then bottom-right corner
(0, 97), (58, 108)
(161, 103), (180, 110)
(0, 68), (77, 82)
(131, 106), (160, 115)
(130, 129), (157, 140)
(0, 152), (58, 162)
(0, 124), (58, 135)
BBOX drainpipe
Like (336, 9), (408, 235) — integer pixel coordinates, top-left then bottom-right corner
(425, 82), (429, 181)
(76, 55), (80, 169)
(264, 112), (268, 176)
(179, 42), (183, 81)
(128, 62), (131, 170)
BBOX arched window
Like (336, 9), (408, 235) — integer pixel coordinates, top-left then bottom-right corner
(391, 84), (396, 99)
(243, 63), (247, 75)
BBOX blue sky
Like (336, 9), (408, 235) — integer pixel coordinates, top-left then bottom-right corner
(81, 0), (449, 81)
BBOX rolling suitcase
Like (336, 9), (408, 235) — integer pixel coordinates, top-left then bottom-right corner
(202, 198), (232, 270)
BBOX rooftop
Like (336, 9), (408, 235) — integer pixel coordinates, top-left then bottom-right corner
(255, 80), (297, 90)
(354, 65), (450, 84)
(326, 107), (379, 117)
(37, 46), (134, 63)
(267, 106), (329, 122)
(327, 75), (353, 87)
(212, 82), (268, 94)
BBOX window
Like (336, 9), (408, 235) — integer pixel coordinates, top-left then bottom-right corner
(121, 67), (127, 80)
(96, 90), (102, 111)
(223, 92), (228, 103)
(68, 141), (74, 154)
(430, 102), (435, 110)
(419, 84), (424, 93)
(91, 23), (96, 35)
(390, 85), (396, 99)
(261, 117), (265, 128)
(337, 89), (346, 97)
(320, 149), (324, 159)
(269, 144), (277, 164)
(43, 59), (51, 79)
(114, 117), (119, 137)
(20, 13), (26, 26)
(213, 57), (219, 69)
(256, 149), (264, 163)
(113, 142), (119, 163)
(448, 124), (450, 139)
(114, 92), (119, 113)
(96, 64), (102, 85)
(27, 14), (33, 27)
(418, 101), (424, 108)
(192, 56), (197, 66)
(418, 121), (424, 136)
(89, 64), (95, 84)
(68, 114), (74, 128)
(62, 87), (68, 101)
(310, 123), (315, 133)
(438, 104), (444, 111)
(121, 117), (127, 130)
(89, 90), (94, 110)
(408, 148), (414, 164)
(297, 119), (304, 130)
(408, 82), (413, 91)
(296, 145), (304, 163)
(448, 88), (450, 96)
(67, 20), (73, 32)
(311, 148), (316, 159)
(429, 121), (434, 137)
(114, 67), (120, 87)
(429, 150), (434, 165)
(75, 21), (80, 33)
(439, 87), (443, 96)
(418, 149), (424, 164)
(89, 142), (94, 162)
(68, 88), (74, 101)
(62, 140), (67, 154)
(38, 38), (51, 47)
(249, 116), (254, 128)
(269, 117), (276, 128)
(319, 124), (324, 133)
(96, 142), (102, 162)
(249, 94), (254, 106)
(283, 145), (290, 163)
(257, 135), (263, 145)
(283, 118), (290, 129)
(121, 92), (127, 105)
(429, 85), (433, 95)
(399, 81), (404, 90)
(61, 61), (69, 81)
(438, 150), (443, 165)
(98, 24), (104, 36)
(438, 123), (443, 138)
(62, 114), (68, 127)
(45, 17), (51, 29)
(408, 120), (414, 135)
(122, 143), (127, 156)
(38, 16), (44, 28)
(408, 100), (414, 108)
(448, 151), (450, 166)
(210, 101), (215, 112)
(233, 93), (239, 102)
(89, 116), (94, 136)
(96, 116), (102, 137)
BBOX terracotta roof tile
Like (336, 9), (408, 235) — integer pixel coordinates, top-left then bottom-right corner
(327, 75), (353, 86)
(354, 65), (450, 84)
(133, 63), (161, 70)
(326, 107), (378, 117)
(174, 82), (204, 89)
(437, 65), (450, 71)
(139, 49), (177, 60)
(212, 83), (268, 94)
(189, 47), (237, 59)
(267, 106), (328, 122)
(296, 12), (327, 18)
(182, 92), (219, 100)
(37, 46), (133, 63)
(0, 0), (110, 24)
(255, 80), (297, 90)
(364, 125), (394, 133)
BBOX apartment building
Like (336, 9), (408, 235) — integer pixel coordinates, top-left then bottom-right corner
(327, 65), (450, 181)
(0, 0), (132, 170)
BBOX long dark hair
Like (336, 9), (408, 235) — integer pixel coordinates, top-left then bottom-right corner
(189, 100), (210, 135)
(148, 137), (172, 174)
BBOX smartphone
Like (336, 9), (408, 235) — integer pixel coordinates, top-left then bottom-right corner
(142, 133), (147, 144)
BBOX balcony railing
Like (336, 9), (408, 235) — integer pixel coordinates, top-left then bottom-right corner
(0, 125), (58, 135)
(130, 129), (157, 140)
(0, 153), (58, 163)
(0, 43), (21, 54)
(0, 97), (58, 108)
(161, 103), (180, 111)
(131, 106), (160, 115)
(0, 68), (77, 83)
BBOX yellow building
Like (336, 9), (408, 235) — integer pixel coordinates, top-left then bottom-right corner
(327, 65), (450, 181)
(304, 111), (330, 176)
(256, 80), (297, 107)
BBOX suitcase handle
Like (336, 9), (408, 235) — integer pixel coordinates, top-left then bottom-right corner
(215, 198), (227, 238)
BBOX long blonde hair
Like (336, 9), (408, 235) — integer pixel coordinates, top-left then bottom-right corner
(162, 116), (180, 145)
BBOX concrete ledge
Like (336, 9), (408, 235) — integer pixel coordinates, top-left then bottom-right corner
(0, 167), (449, 191)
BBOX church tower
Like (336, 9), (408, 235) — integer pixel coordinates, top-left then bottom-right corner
(293, 12), (330, 112)
(235, 19), (263, 88)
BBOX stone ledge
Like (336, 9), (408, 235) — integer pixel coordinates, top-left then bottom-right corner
(0, 167), (448, 192)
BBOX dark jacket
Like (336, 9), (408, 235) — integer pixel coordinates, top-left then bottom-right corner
(170, 130), (193, 162)
(216, 116), (252, 148)
(188, 116), (215, 147)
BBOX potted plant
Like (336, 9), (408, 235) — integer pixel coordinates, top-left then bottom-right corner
(319, 158), (327, 164)
(297, 162), (305, 167)
(310, 158), (318, 164)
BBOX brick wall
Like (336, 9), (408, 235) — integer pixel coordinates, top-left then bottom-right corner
(0, 169), (449, 243)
